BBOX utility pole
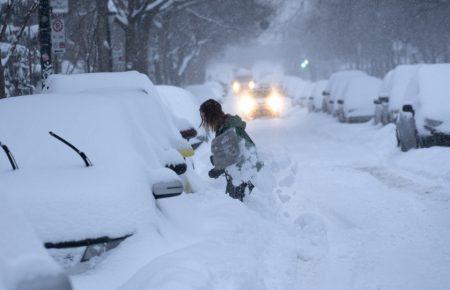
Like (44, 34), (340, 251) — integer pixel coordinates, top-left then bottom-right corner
(38, 0), (53, 88)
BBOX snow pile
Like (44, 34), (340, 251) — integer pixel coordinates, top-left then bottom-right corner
(156, 85), (202, 130)
(342, 75), (382, 117)
(185, 81), (225, 104)
(311, 80), (328, 109)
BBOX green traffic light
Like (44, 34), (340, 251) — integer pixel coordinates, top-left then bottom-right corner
(300, 59), (309, 69)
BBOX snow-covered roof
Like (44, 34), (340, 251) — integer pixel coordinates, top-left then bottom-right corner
(0, 76), (189, 243)
(342, 75), (382, 115)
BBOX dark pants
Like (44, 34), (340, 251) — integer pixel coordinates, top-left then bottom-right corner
(225, 173), (254, 202)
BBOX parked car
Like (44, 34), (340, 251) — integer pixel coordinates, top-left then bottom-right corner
(323, 70), (366, 115)
(282, 75), (309, 104)
(335, 75), (382, 123)
(0, 192), (72, 290)
(308, 80), (328, 112)
(0, 72), (191, 268)
(297, 81), (314, 108)
(396, 64), (450, 151)
(376, 64), (421, 125)
(156, 85), (206, 150)
(374, 70), (394, 125)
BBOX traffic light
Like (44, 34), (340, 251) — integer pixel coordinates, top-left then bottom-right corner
(300, 59), (309, 70)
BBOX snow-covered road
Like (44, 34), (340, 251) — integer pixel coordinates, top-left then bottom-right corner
(74, 107), (450, 290)
(248, 109), (450, 289)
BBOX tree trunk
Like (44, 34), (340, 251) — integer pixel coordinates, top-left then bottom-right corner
(95, 0), (112, 72)
(125, 17), (150, 74)
(0, 64), (6, 99)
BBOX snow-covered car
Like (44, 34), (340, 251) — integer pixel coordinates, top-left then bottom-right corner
(323, 70), (367, 115)
(307, 80), (328, 112)
(281, 76), (311, 106)
(0, 192), (72, 290)
(185, 81), (225, 104)
(236, 83), (286, 119)
(376, 64), (421, 125)
(335, 75), (382, 123)
(0, 72), (192, 267)
(396, 64), (450, 151)
(156, 85), (205, 150)
(296, 81), (314, 108)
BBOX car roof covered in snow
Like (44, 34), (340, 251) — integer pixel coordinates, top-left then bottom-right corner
(403, 63), (450, 123)
(156, 85), (202, 130)
(342, 75), (382, 115)
(43, 71), (158, 96)
(185, 81), (225, 104)
(326, 70), (367, 101)
(0, 79), (186, 243)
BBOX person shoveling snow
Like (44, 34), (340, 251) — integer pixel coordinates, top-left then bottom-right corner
(199, 99), (262, 201)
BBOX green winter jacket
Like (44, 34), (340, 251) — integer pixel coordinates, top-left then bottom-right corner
(216, 115), (263, 172)
(216, 115), (255, 148)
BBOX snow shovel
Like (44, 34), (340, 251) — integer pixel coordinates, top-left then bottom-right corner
(211, 128), (241, 170)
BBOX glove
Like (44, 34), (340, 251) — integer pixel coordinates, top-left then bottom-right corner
(208, 168), (224, 179)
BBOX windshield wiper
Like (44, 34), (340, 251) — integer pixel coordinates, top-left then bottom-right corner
(49, 132), (93, 167)
(0, 142), (19, 170)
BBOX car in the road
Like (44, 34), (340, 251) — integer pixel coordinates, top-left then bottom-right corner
(308, 80), (328, 112)
(375, 64), (421, 125)
(323, 70), (367, 115)
(335, 75), (382, 123)
(396, 64), (450, 151)
(231, 69), (256, 96)
(236, 83), (286, 119)
(0, 72), (191, 268)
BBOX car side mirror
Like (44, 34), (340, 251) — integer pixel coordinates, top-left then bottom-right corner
(153, 180), (184, 199)
(374, 99), (381, 105)
(402, 104), (415, 116)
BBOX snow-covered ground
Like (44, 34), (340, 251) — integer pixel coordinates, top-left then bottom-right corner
(69, 104), (450, 290)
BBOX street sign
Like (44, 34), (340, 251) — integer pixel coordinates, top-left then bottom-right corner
(50, 0), (69, 14)
(51, 14), (66, 54)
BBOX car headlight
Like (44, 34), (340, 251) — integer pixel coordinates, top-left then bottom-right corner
(239, 94), (257, 115)
(248, 80), (256, 90)
(232, 82), (241, 93)
(267, 93), (283, 112)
